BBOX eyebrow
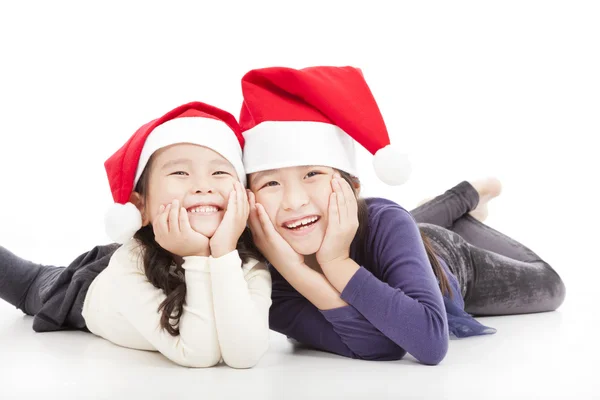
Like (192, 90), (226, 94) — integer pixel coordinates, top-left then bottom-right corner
(161, 158), (193, 170)
(250, 169), (279, 186)
(161, 157), (234, 171)
(209, 158), (234, 169)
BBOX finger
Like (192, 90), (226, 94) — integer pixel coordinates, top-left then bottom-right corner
(179, 207), (193, 235)
(169, 199), (181, 234)
(332, 177), (347, 220)
(234, 182), (243, 216)
(247, 191), (264, 237)
(328, 192), (340, 226)
(226, 187), (236, 218)
(256, 203), (277, 237)
(338, 177), (357, 219)
(240, 184), (250, 218)
(155, 204), (169, 235)
(237, 182), (247, 217)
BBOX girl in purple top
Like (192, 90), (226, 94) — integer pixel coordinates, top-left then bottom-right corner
(239, 66), (565, 365)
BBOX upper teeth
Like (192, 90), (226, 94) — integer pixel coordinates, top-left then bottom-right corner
(189, 206), (218, 214)
(286, 216), (318, 228)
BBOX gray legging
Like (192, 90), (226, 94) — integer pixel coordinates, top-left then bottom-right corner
(0, 181), (566, 327)
(411, 181), (566, 315)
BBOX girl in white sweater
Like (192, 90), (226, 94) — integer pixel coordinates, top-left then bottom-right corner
(0, 101), (272, 368)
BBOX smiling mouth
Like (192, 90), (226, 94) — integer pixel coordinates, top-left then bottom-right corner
(186, 205), (221, 214)
(283, 216), (320, 231)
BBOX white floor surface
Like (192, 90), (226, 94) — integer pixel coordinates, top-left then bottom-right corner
(1, 293), (598, 399)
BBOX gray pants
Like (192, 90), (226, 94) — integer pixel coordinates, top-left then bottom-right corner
(0, 244), (118, 331)
(412, 181), (566, 315)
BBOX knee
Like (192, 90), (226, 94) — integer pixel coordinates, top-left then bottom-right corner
(542, 263), (566, 311)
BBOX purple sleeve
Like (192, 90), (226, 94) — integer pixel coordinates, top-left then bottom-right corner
(268, 272), (357, 358)
(325, 206), (449, 365)
(320, 305), (408, 361)
(269, 268), (407, 360)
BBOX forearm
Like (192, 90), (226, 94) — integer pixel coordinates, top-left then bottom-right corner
(210, 252), (271, 368)
(115, 255), (221, 368)
(273, 262), (347, 310)
(340, 266), (448, 365)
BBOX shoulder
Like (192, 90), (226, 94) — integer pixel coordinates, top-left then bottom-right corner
(108, 239), (145, 274)
(359, 197), (422, 259)
(364, 197), (416, 229)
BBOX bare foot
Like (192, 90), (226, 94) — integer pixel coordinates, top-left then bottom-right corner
(468, 177), (502, 221)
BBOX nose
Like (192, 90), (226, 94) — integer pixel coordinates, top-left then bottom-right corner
(191, 178), (214, 194)
(281, 181), (309, 211)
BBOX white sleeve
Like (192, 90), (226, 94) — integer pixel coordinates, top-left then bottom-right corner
(112, 245), (221, 368)
(209, 251), (272, 368)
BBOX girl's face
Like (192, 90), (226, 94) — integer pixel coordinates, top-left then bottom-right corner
(250, 165), (337, 255)
(138, 143), (239, 238)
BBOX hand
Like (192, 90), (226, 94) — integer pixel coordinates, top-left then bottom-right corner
(153, 199), (210, 257)
(210, 182), (249, 258)
(247, 190), (304, 270)
(316, 173), (359, 266)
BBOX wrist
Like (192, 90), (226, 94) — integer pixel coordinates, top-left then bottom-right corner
(319, 256), (350, 271)
(272, 259), (306, 271)
(191, 248), (211, 257)
(210, 242), (236, 258)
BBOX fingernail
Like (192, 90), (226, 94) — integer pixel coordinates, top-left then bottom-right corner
(334, 172), (341, 178)
(159, 205), (164, 212)
(166, 204), (172, 209)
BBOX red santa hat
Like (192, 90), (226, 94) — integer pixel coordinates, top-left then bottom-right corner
(239, 66), (411, 185)
(104, 101), (245, 244)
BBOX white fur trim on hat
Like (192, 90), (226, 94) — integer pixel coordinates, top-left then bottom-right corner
(135, 117), (246, 186)
(373, 144), (412, 185)
(105, 202), (143, 244)
(242, 121), (357, 175)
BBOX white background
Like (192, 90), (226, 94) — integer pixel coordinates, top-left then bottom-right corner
(0, 1), (599, 399)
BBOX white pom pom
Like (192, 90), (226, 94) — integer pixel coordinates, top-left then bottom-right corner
(104, 202), (143, 244)
(372, 144), (412, 185)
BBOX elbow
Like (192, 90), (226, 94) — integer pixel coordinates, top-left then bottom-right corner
(221, 327), (270, 369)
(416, 307), (450, 365)
(418, 334), (449, 366)
(223, 339), (269, 369)
(172, 346), (222, 368)
(224, 354), (262, 369)
(180, 352), (222, 368)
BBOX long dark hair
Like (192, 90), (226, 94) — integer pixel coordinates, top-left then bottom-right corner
(338, 171), (452, 297)
(133, 155), (263, 336)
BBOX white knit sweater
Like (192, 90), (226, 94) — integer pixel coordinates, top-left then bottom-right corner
(81, 239), (272, 368)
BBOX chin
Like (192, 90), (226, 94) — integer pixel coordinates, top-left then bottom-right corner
(288, 240), (323, 256)
(280, 226), (325, 256)
(190, 221), (219, 238)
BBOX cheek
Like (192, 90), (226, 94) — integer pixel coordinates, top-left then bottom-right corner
(216, 179), (236, 199)
(254, 192), (279, 223)
(315, 183), (334, 212)
(146, 185), (184, 220)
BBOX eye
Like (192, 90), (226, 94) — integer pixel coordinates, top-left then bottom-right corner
(170, 171), (188, 176)
(213, 171), (231, 176)
(305, 170), (323, 179)
(259, 181), (280, 189)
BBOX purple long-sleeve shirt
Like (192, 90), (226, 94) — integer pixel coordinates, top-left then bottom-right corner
(269, 197), (464, 365)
